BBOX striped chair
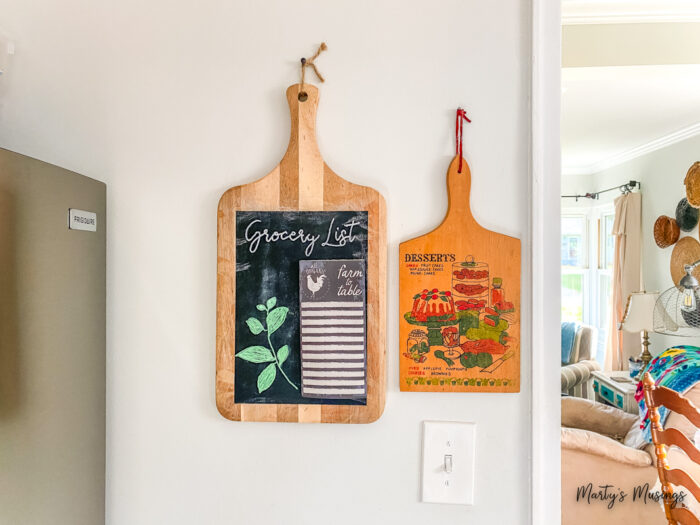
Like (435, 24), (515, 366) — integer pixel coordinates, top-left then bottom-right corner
(562, 360), (601, 400)
(643, 372), (700, 524)
(561, 323), (600, 400)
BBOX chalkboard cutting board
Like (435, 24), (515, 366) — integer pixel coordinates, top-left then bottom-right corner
(398, 156), (521, 392)
(216, 84), (386, 423)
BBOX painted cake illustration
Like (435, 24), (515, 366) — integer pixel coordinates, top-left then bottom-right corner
(410, 289), (456, 322)
(452, 258), (489, 303)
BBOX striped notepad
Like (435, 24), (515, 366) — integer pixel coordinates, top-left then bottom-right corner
(299, 259), (367, 401)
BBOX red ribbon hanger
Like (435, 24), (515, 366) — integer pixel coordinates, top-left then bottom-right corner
(455, 108), (472, 173)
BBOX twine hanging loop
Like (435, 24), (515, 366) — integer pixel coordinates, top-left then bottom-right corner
(299, 43), (327, 100)
(455, 108), (472, 173)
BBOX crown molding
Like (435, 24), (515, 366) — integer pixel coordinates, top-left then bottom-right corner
(563, 122), (700, 176)
(562, 1), (700, 25)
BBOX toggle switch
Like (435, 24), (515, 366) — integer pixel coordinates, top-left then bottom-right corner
(444, 454), (453, 473)
(421, 421), (475, 505)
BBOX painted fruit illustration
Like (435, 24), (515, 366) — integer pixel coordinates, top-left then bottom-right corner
(460, 339), (507, 355)
(453, 268), (488, 280)
(409, 289), (456, 322)
(495, 301), (515, 313)
(442, 326), (460, 347)
(404, 340), (429, 363)
(455, 299), (486, 311)
(453, 283), (488, 296)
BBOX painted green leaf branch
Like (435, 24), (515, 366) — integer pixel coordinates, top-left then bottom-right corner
(266, 307), (288, 335)
(257, 363), (277, 393)
(246, 317), (264, 335)
(277, 345), (290, 366)
(235, 297), (298, 393)
(236, 346), (275, 363)
(434, 350), (454, 367)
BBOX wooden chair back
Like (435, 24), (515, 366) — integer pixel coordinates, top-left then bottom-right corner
(643, 372), (700, 525)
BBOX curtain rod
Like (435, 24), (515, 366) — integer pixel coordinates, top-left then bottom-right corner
(561, 180), (640, 202)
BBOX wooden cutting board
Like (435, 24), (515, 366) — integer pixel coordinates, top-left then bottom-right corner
(399, 156), (521, 392)
(216, 84), (387, 423)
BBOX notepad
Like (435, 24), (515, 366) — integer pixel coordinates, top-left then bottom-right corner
(299, 259), (367, 402)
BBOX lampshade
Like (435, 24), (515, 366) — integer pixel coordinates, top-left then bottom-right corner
(621, 292), (659, 333)
(654, 259), (700, 336)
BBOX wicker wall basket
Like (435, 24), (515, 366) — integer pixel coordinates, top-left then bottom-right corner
(676, 197), (699, 231)
(671, 236), (700, 285)
(684, 161), (700, 208)
(654, 215), (681, 248)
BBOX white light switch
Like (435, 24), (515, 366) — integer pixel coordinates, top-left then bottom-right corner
(421, 421), (475, 505)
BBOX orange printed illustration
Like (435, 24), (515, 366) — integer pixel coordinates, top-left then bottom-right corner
(400, 252), (519, 392)
(398, 114), (521, 392)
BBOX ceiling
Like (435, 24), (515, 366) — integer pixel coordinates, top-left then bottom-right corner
(562, 0), (700, 25)
(561, 4), (700, 176)
(562, 64), (700, 175)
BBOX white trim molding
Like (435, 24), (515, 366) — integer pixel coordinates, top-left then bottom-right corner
(563, 121), (700, 176)
(563, 1), (700, 25)
(531, 0), (562, 522)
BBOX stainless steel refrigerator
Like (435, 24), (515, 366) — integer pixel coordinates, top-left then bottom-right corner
(0, 148), (106, 524)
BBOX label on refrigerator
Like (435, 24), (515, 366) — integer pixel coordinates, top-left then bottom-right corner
(68, 209), (97, 232)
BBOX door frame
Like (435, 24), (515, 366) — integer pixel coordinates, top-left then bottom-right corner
(530, 0), (561, 522)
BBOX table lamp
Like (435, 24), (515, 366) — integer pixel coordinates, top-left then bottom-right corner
(654, 259), (700, 336)
(620, 291), (659, 367)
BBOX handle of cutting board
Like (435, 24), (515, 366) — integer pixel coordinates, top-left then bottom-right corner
(283, 83), (322, 162)
(445, 155), (477, 226)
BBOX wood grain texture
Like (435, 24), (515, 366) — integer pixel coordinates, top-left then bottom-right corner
(644, 372), (700, 523)
(398, 157), (521, 392)
(216, 84), (386, 423)
(651, 385), (700, 429)
(670, 506), (700, 525)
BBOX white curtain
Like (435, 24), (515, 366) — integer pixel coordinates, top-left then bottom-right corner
(605, 192), (642, 371)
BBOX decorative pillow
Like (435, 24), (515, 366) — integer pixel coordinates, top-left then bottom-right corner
(562, 396), (637, 440)
(623, 422), (648, 450)
(561, 427), (652, 467)
(561, 322), (579, 365)
(636, 346), (700, 442)
(665, 382), (700, 442)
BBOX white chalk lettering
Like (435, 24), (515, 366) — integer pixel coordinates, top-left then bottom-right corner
(337, 264), (364, 280)
(322, 218), (361, 248)
(244, 219), (321, 257)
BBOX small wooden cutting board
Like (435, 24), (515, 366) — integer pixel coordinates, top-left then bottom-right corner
(399, 156), (521, 392)
(216, 84), (387, 423)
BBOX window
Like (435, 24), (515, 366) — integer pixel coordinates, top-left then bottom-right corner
(601, 213), (615, 270)
(561, 206), (615, 363)
(561, 216), (587, 322)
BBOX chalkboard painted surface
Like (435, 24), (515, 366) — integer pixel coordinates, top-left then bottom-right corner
(299, 259), (367, 401)
(234, 211), (367, 405)
(215, 82), (387, 423)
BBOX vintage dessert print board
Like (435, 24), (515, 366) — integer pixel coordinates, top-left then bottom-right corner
(399, 150), (521, 392)
(216, 83), (387, 423)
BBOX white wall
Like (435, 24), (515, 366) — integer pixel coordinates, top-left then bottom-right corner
(0, 1), (533, 523)
(592, 136), (700, 352)
(563, 135), (700, 353)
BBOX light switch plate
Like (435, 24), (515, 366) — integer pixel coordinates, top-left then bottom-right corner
(421, 421), (475, 505)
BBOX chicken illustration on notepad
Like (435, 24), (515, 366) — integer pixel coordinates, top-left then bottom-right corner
(306, 274), (327, 298)
(299, 259), (367, 403)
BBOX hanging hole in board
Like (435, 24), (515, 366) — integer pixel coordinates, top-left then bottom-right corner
(298, 91), (308, 102)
